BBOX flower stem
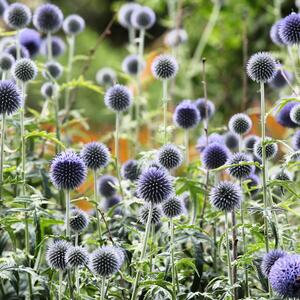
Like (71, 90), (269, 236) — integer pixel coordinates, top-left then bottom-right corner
(16, 30), (21, 60)
(0, 113), (6, 202)
(59, 271), (63, 300)
(65, 189), (71, 239)
(101, 277), (106, 300)
(162, 80), (168, 144)
(65, 35), (75, 111)
(75, 268), (80, 296)
(184, 129), (189, 166)
(231, 210), (238, 300)
(47, 32), (52, 61)
(115, 112), (124, 198)
(225, 212), (233, 289)
(170, 218), (177, 298)
(94, 170), (102, 241)
(53, 91), (61, 153)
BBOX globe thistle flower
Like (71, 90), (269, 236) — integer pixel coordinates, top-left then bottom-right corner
(253, 138), (278, 160)
(139, 203), (162, 225)
(122, 54), (145, 76)
(276, 101), (299, 128)
(104, 84), (132, 112)
(12, 58), (37, 83)
(41, 82), (58, 99)
(243, 174), (260, 196)
(102, 195), (121, 214)
(151, 54), (178, 81)
(209, 181), (242, 211)
(121, 160), (141, 181)
(46, 240), (71, 270)
(201, 143), (230, 170)
(269, 68), (293, 89)
(4, 3), (31, 29)
(290, 103), (300, 125)
(142, 160), (167, 173)
(0, 80), (21, 115)
(131, 6), (156, 30)
(33, 3), (63, 34)
(43, 61), (63, 80)
(40, 36), (65, 57)
(5, 44), (29, 59)
(243, 135), (260, 153)
(162, 196), (184, 218)
(269, 254), (300, 298)
(96, 68), (116, 87)
(81, 142), (110, 170)
(118, 3), (141, 29)
(69, 207), (89, 233)
(194, 98), (215, 120)
(66, 246), (89, 268)
(270, 19), (285, 46)
(261, 249), (287, 277)
(196, 133), (224, 153)
(50, 150), (87, 190)
(228, 113), (252, 136)
(279, 12), (300, 45)
(227, 152), (253, 179)
(98, 175), (117, 198)
(63, 14), (85, 36)
(157, 144), (183, 170)
(164, 28), (188, 48)
(223, 131), (239, 151)
(0, 53), (14, 71)
(137, 167), (174, 205)
(173, 100), (200, 129)
(0, 0), (8, 17)
(19, 28), (41, 57)
(273, 170), (293, 181)
(247, 52), (276, 83)
(292, 130), (300, 150)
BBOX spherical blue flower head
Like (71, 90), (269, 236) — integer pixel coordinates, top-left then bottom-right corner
(137, 167), (174, 205)
(41, 82), (58, 99)
(247, 52), (276, 83)
(19, 29), (41, 57)
(98, 175), (117, 198)
(131, 6), (156, 30)
(122, 54), (145, 76)
(0, 80), (21, 115)
(50, 150), (87, 190)
(5, 44), (29, 60)
(164, 28), (188, 48)
(121, 160), (141, 181)
(290, 104), (300, 125)
(81, 142), (110, 170)
(173, 100), (200, 129)
(43, 61), (63, 80)
(139, 203), (162, 225)
(195, 98), (215, 120)
(209, 181), (242, 211)
(40, 36), (66, 57)
(0, 53), (14, 71)
(269, 68), (293, 89)
(13, 58), (38, 82)
(33, 3), (63, 33)
(202, 142), (230, 170)
(228, 113), (252, 135)
(243, 173), (260, 196)
(261, 249), (287, 277)
(102, 195), (121, 214)
(66, 246), (89, 268)
(253, 138), (278, 160)
(243, 135), (260, 153)
(279, 13), (300, 45)
(46, 240), (71, 270)
(227, 152), (253, 179)
(96, 68), (116, 86)
(196, 133), (224, 153)
(223, 131), (239, 151)
(276, 101), (299, 128)
(118, 3), (141, 29)
(157, 144), (183, 170)
(270, 19), (285, 46)
(269, 254), (300, 298)
(292, 130), (300, 150)
(104, 84), (132, 112)
(0, 0), (8, 17)
(4, 3), (31, 30)
(69, 207), (89, 233)
(63, 14), (85, 36)
(162, 196), (184, 218)
(274, 170), (293, 181)
(151, 54), (178, 80)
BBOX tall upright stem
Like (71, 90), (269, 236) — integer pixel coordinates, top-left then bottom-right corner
(59, 271), (63, 300)
(162, 80), (168, 144)
(101, 277), (106, 300)
(65, 190), (71, 239)
(65, 35), (75, 111)
(16, 30), (21, 60)
(54, 91), (61, 153)
(185, 129), (189, 166)
(47, 33), (53, 61)
(231, 211), (238, 300)
(115, 112), (124, 198)
(225, 212), (233, 292)
(0, 114), (6, 202)
(170, 218), (177, 298)
(94, 170), (102, 241)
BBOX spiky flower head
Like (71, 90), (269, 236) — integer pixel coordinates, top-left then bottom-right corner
(223, 132), (239, 151)
(269, 254), (300, 298)
(227, 152), (253, 179)
(274, 170), (293, 181)
(96, 68), (116, 86)
(98, 175), (117, 198)
(122, 54), (145, 76)
(290, 103), (300, 125)
(12, 58), (37, 83)
(139, 203), (162, 225)
(228, 113), (252, 135)
(66, 246), (89, 268)
(209, 181), (242, 211)
(5, 44), (29, 60)
(81, 142), (110, 170)
(279, 12), (300, 45)
(43, 61), (63, 80)
(104, 84), (132, 112)
(33, 3), (63, 33)
(4, 3), (31, 29)
(40, 36), (65, 57)
(195, 98), (215, 120)
(269, 68), (293, 89)
(196, 133), (224, 153)
(164, 28), (188, 48)
(46, 240), (71, 270)
(0, 0), (8, 17)
(137, 167), (174, 205)
(121, 160), (141, 181)
(118, 3), (141, 29)
(270, 19), (285, 46)
(162, 196), (184, 218)
(276, 101), (299, 128)
(292, 130), (300, 150)
(0, 53), (14, 71)
(131, 6), (156, 30)
(69, 207), (89, 233)
(243, 174), (260, 196)
(102, 196), (121, 214)
(151, 54), (178, 80)
(173, 100), (200, 129)
(63, 14), (85, 35)
(247, 52), (276, 83)
(157, 144), (183, 170)
(202, 143), (230, 170)
(19, 28), (41, 57)
(50, 150), (87, 190)
(41, 82), (58, 99)
(261, 249), (287, 277)
(243, 135), (260, 153)
(0, 80), (21, 115)
(254, 138), (278, 160)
